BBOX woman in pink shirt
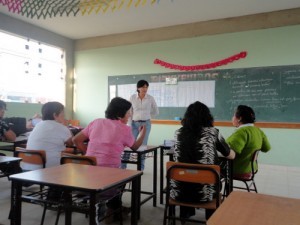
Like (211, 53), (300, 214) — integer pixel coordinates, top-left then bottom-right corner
(73, 97), (146, 224)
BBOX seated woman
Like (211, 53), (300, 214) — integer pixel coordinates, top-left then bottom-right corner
(25, 102), (73, 200)
(0, 100), (16, 142)
(26, 113), (42, 131)
(72, 97), (146, 224)
(171, 101), (235, 220)
(26, 102), (73, 169)
(0, 100), (18, 174)
(226, 105), (271, 179)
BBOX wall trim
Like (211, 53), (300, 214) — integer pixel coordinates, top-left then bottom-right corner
(75, 7), (300, 51)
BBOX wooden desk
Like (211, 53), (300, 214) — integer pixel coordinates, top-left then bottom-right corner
(159, 145), (174, 204)
(0, 156), (22, 166)
(122, 145), (158, 207)
(10, 164), (142, 225)
(0, 156), (22, 177)
(159, 146), (233, 204)
(207, 191), (300, 225)
(0, 136), (28, 156)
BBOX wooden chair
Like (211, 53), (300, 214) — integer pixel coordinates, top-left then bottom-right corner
(15, 148), (55, 225)
(15, 147), (46, 171)
(65, 119), (80, 127)
(61, 146), (84, 156)
(233, 150), (261, 193)
(60, 153), (97, 165)
(41, 153), (97, 225)
(59, 153), (124, 225)
(37, 153), (97, 225)
(0, 152), (22, 179)
(163, 161), (221, 225)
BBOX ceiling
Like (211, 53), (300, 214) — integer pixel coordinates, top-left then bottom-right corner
(1, 0), (300, 40)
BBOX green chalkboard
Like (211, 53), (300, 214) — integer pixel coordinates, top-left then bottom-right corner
(108, 65), (300, 122)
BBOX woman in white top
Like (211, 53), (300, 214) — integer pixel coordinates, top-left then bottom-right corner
(121, 80), (159, 170)
(26, 102), (73, 168)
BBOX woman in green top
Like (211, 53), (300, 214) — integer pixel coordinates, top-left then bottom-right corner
(226, 105), (271, 178)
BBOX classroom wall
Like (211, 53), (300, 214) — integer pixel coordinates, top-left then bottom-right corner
(0, 13), (75, 119)
(0, 11), (299, 167)
(74, 25), (300, 167)
(4, 102), (42, 121)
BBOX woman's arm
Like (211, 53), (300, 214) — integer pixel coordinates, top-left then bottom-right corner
(150, 96), (159, 118)
(4, 129), (16, 141)
(72, 131), (88, 154)
(130, 125), (146, 151)
(216, 130), (235, 159)
(226, 149), (236, 160)
(64, 136), (74, 147)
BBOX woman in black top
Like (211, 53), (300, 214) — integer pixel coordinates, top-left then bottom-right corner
(171, 101), (235, 219)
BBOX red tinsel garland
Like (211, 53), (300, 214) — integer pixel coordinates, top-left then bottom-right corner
(154, 51), (247, 71)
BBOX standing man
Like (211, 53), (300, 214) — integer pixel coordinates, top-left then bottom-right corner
(121, 80), (159, 171)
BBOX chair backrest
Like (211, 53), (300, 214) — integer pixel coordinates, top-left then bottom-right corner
(251, 150), (261, 176)
(167, 161), (220, 183)
(60, 153), (97, 165)
(61, 147), (84, 155)
(15, 147), (46, 170)
(166, 161), (221, 206)
(65, 119), (80, 127)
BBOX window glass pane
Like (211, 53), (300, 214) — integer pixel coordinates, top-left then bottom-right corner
(0, 30), (66, 104)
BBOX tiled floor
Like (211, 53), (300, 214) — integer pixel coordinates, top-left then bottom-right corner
(0, 156), (300, 225)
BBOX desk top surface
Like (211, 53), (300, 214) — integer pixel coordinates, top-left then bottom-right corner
(0, 156), (22, 164)
(124, 145), (159, 152)
(207, 191), (300, 225)
(10, 164), (142, 191)
(0, 135), (28, 145)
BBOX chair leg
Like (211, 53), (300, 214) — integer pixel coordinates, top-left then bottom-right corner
(163, 203), (168, 225)
(252, 181), (258, 193)
(55, 207), (61, 225)
(40, 204), (47, 225)
(171, 205), (176, 225)
(119, 203), (123, 225)
(222, 179), (228, 199)
(244, 181), (250, 192)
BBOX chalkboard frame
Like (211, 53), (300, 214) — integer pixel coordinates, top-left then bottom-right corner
(151, 120), (300, 129)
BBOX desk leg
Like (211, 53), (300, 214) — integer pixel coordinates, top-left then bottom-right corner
(229, 160), (233, 194)
(131, 176), (141, 225)
(137, 153), (142, 219)
(63, 191), (72, 225)
(221, 159), (233, 197)
(10, 181), (22, 225)
(13, 143), (17, 157)
(153, 148), (157, 207)
(160, 147), (164, 204)
(137, 153), (142, 171)
(89, 193), (96, 225)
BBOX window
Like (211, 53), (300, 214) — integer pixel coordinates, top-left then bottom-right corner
(0, 30), (66, 104)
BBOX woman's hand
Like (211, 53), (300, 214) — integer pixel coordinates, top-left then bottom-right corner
(131, 125), (146, 151)
(139, 125), (146, 134)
